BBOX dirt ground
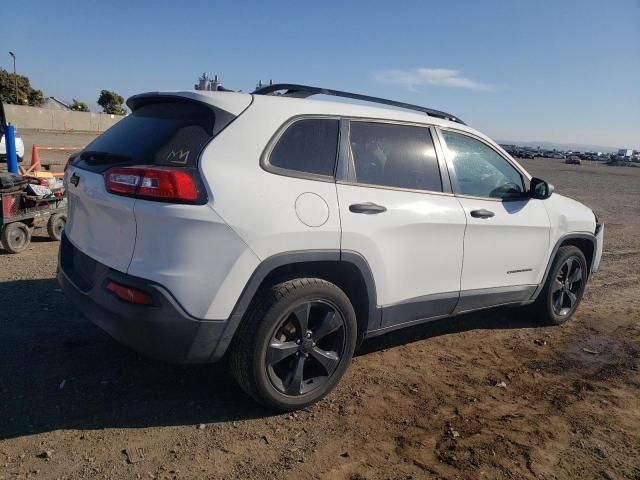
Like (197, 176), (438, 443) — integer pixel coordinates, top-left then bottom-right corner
(0, 157), (638, 480)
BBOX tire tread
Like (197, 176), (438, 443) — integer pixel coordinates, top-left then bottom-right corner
(530, 245), (587, 325)
(229, 277), (350, 410)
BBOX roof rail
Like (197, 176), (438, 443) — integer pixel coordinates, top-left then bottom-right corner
(252, 83), (466, 125)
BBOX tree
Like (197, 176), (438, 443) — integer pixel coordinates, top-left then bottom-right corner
(97, 89), (126, 115)
(0, 68), (44, 106)
(70, 99), (90, 112)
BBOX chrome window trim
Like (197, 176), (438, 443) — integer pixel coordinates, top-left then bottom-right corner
(435, 126), (532, 202)
(335, 179), (456, 197)
(260, 114), (342, 183)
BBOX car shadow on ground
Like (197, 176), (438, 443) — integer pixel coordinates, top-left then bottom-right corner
(359, 306), (541, 356)
(0, 278), (541, 441)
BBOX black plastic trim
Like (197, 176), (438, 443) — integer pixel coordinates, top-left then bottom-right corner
(340, 250), (380, 331)
(336, 118), (351, 182)
(366, 313), (452, 338)
(61, 233), (597, 363)
(455, 285), (537, 313)
(369, 285), (538, 338)
(208, 249), (380, 360)
(381, 291), (458, 328)
(58, 233), (225, 363)
(430, 126), (454, 194)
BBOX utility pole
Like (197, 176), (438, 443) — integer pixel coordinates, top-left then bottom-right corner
(9, 51), (17, 103)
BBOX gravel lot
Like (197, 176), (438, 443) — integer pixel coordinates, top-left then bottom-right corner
(0, 156), (638, 479)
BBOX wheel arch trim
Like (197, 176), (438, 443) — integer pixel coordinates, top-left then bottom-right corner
(530, 232), (597, 301)
(210, 249), (378, 360)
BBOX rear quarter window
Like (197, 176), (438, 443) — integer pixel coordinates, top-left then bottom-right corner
(266, 118), (340, 178)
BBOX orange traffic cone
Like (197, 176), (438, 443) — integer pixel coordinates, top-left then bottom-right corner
(30, 144), (41, 172)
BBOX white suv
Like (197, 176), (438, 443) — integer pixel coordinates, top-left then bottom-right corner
(0, 130), (25, 163)
(59, 84), (603, 410)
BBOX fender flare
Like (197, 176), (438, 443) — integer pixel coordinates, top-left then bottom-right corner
(209, 249), (378, 360)
(530, 232), (597, 301)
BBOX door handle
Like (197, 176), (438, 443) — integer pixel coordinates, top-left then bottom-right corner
(349, 202), (387, 214)
(470, 208), (495, 219)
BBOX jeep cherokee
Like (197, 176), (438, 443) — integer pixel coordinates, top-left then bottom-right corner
(58, 84), (604, 410)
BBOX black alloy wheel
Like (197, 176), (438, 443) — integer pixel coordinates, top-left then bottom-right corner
(551, 256), (584, 317)
(530, 245), (588, 325)
(266, 300), (346, 396)
(229, 278), (357, 411)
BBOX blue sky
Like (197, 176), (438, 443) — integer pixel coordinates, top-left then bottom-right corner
(2, 0), (639, 148)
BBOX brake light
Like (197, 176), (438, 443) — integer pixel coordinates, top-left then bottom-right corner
(104, 166), (202, 203)
(106, 280), (153, 305)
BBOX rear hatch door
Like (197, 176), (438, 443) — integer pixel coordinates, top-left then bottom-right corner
(64, 93), (250, 273)
(65, 165), (137, 273)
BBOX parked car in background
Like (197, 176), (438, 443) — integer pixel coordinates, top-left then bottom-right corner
(516, 151), (536, 159)
(0, 130), (25, 163)
(566, 156), (581, 165)
(59, 84), (604, 410)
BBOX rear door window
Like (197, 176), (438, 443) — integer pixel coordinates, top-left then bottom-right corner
(349, 121), (442, 192)
(76, 100), (221, 172)
(267, 118), (340, 178)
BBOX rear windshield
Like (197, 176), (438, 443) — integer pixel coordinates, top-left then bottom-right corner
(76, 100), (223, 172)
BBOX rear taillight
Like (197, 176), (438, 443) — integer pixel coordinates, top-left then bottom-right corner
(106, 280), (153, 305)
(104, 166), (203, 204)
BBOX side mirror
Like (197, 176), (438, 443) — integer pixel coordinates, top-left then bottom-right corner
(529, 177), (554, 199)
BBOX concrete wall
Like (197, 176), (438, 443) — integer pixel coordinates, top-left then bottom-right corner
(4, 104), (123, 133)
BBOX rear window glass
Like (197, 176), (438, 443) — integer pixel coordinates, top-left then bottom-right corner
(79, 101), (217, 170)
(268, 118), (339, 177)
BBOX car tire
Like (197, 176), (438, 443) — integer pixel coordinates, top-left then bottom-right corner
(1, 222), (32, 254)
(530, 246), (588, 325)
(47, 213), (66, 241)
(229, 278), (358, 411)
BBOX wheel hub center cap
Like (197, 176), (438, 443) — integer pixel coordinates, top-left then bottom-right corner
(301, 339), (314, 353)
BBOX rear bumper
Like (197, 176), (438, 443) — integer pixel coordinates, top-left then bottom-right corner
(57, 234), (228, 363)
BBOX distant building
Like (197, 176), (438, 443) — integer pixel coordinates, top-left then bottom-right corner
(195, 73), (223, 91)
(618, 149), (633, 157)
(194, 74), (275, 92)
(42, 97), (70, 110)
(255, 79), (274, 90)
